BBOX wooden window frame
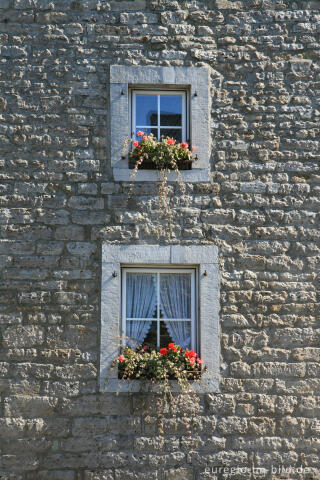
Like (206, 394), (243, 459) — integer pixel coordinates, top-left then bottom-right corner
(122, 267), (196, 350)
(130, 89), (188, 143)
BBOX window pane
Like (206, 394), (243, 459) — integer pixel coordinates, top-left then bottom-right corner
(160, 95), (182, 126)
(160, 129), (182, 143)
(160, 273), (191, 319)
(164, 321), (191, 350)
(143, 321), (157, 349)
(126, 273), (157, 319)
(126, 320), (153, 347)
(136, 94), (157, 126)
(135, 128), (158, 140)
(160, 321), (173, 348)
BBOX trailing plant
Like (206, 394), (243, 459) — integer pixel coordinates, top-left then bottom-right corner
(113, 342), (206, 435)
(127, 132), (197, 238)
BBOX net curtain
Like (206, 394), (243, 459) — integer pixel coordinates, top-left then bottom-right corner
(125, 273), (156, 346)
(160, 273), (191, 349)
(126, 272), (191, 349)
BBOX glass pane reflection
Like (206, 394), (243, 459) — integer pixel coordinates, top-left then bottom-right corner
(160, 95), (182, 126)
(160, 129), (182, 143)
(136, 95), (157, 126)
(135, 128), (158, 140)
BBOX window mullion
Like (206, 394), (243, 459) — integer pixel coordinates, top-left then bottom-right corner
(157, 272), (160, 349)
(132, 91), (136, 138)
(122, 270), (126, 348)
(157, 94), (160, 141)
(182, 91), (186, 142)
(191, 270), (195, 350)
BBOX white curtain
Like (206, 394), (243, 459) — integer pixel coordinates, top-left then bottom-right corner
(160, 273), (191, 349)
(126, 273), (156, 346)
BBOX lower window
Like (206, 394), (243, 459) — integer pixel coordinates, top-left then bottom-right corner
(122, 268), (196, 350)
(100, 244), (219, 392)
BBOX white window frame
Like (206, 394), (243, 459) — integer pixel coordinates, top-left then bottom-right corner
(130, 89), (187, 143)
(122, 267), (196, 350)
(100, 244), (220, 393)
(109, 65), (212, 182)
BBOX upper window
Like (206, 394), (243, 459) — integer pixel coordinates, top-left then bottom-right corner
(122, 267), (196, 350)
(109, 65), (211, 182)
(131, 90), (187, 143)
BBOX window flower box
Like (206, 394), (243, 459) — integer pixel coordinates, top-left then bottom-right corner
(116, 344), (204, 382)
(108, 343), (216, 396)
(129, 132), (196, 172)
(130, 157), (192, 170)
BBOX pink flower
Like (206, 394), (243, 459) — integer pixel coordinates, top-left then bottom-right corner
(137, 131), (144, 137)
(167, 138), (175, 145)
(133, 140), (139, 147)
(118, 355), (125, 362)
(143, 136), (147, 140)
(189, 357), (195, 365)
(191, 146), (196, 151)
(181, 142), (188, 149)
(197, 358), (203, 364)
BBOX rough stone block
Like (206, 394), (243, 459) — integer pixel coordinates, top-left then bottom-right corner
(72, 211), (111, 225)
(84, 472), (114, 480)
(72, 416), (141, 436)
(77, 183), (98, 195)
(68, 196), (104, 210)
(26, 471), (75, 480)
(2, 326), (44, 348)
(66, 242), (96, 257)
(4, 395), (58, 417)
(217, 417), (248, 435)
(162, 468), (193, 480)
(47, 326), (97, 349)
(253, 362), (306, 378)
(55, 225), (85, 240)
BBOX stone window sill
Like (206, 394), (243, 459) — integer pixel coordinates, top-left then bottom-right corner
(103, 374), (219, 393)
(113, 168), (210, 183)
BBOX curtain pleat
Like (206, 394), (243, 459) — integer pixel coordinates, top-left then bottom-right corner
(160, 273), (191, 349)
(126, 273), (156, 347)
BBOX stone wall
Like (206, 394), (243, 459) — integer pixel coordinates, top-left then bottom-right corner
(0, 0), (319, 478)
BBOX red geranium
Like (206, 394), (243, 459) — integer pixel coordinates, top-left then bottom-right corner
(137, 131), (144, 137)
(133, 140), (139, 147)
(118, 354), (125, 362)
(160, 348), (167, 355)
(181, 142), (188, 149)
(167, 138), (175, 145)
(167, 342), (177, 351)
(185, 349), (197, 359)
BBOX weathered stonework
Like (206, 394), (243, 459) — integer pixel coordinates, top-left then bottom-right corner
(0, 0), (319, 478)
